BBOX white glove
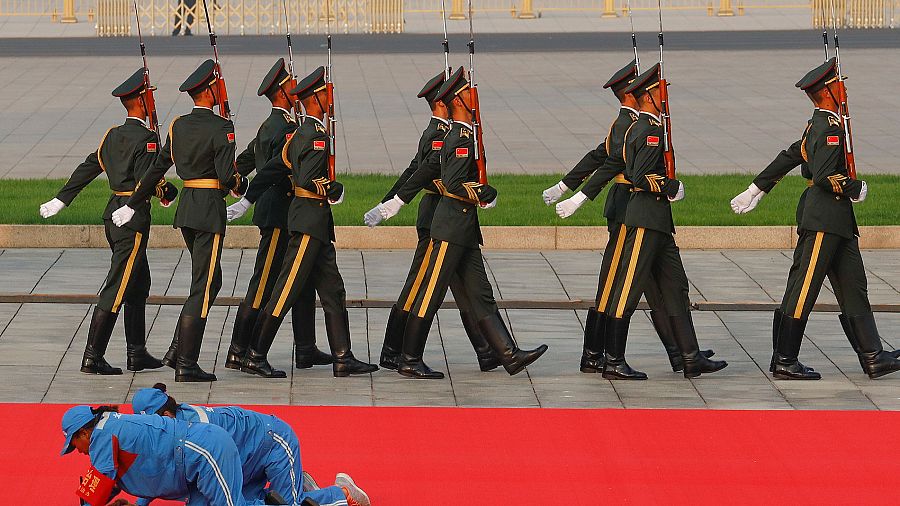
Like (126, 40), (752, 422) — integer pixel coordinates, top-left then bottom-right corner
(730, 183), (765, 214)
(363, 205), (383, 227)
(668, 181), (685, 202)
(378, 195), (405, 220)
(227, 197), (252, 222)
(542, 181), (569, 205)
(851, 180), (868, 203)
(555, 191), (588, 218)
(328, 189), (344, 205)
(111, 205), (136, 227)
(481, 196), (497, 209)
(39, 198), (66, 218)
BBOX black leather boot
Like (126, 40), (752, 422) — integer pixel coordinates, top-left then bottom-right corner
(769, 308), (783, 373)
(476, 311), (547, 376)
(293, 302), (332, 369)
(601, 316), (646, 380)
(81, 306), (123, 375)
(841, 313), (900, 367)
(580, 309), (605, 373)
(162, 322), (180, 370)
(124, 303), (163, 372)
(174, 315), (217, 382)
(398, 314), (444, 379)
(772, 314), (820, 380)
(848, 312), (900, 379)
(242, 313), (287, 378)
(225, 303), (258, 370)
(669, 314), (728, 378)
(651, 310), (714, 372)
(460, 310), (500, 372)
(379, 304), (408, 370)
(325, 310), (378, 377)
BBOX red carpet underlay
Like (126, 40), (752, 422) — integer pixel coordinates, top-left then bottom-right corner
(3, 404), (897, 504)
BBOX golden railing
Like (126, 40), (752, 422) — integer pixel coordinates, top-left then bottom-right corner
(812, 0), (889, 27)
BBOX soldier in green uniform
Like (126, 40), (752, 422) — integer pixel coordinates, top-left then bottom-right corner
(362, 71), (500, 375)
(222, 59), (332, 372)
(39, 69), (176, 375)
(113, 59), (249, 383)
(398, 67), (547, 379)
(236, 66), (378, 378)
(600, 65), (727, 380)
(548, 61), (714, 374)
(729, 58), (900, 380)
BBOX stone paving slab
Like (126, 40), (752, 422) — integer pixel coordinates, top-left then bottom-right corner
(0, 247), (898, 409)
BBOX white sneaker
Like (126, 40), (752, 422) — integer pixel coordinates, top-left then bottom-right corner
(335, 472), (370, 506)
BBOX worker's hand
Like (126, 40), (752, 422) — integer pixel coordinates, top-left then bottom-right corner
(851, 180), (868, 203)
(379, 195), (405, 219)
(668, 181), (685, 202)
(328, 188), (344, 206)
(542, 181), (569, 205)
(226, 197), (251, 222)
(555, 192), (587, 219)
(111, 205), (136, 227)
(39, 198), (66, 218)
(363, 205), (383, 227)
(730, 183), (765, 214)
(480, 195), (497, 209)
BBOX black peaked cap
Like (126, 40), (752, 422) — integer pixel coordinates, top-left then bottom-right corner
(603, 60), (638, 91)
(112, 68), (150, 98)
(435, 67), (468, 105)
(291, 66), (326, 100)
(623, 63), (661, 97)
(258, 58), (291, 97)
(796, 57), (838, 92)
(418, 71), (447, 103)
(179, 59), (217, 93)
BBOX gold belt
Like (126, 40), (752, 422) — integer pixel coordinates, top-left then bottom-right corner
(614, 173), (632, 185)
(293, 187), (326, 200)
(113, 190), (134, 196)
(441, 190), (478, 205)
(183, 178), (223, 190)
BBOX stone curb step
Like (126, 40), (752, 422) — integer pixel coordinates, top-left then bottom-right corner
(2, 225), (900, 249)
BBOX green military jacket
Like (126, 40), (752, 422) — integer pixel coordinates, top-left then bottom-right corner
(57, 117), (162, 233)
(430, 121), (497, 248)
(793, 109), (862, 238)
(130, 107), (241, 234)
(381, 116), (451, 234)
(622, 112), (681, 234)
(236, 107), (297, 230)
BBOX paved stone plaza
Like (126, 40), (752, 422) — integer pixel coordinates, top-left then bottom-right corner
(1, 247), (898, 409)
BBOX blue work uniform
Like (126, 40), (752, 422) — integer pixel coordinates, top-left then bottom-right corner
(88, 412), (264, 506)
(136, 404), (347, 506)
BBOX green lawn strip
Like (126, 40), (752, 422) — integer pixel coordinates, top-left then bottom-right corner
(6, 174), (899, 226)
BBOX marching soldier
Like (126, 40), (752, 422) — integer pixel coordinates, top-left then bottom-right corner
(223, 59), (332, 373)
(600, 65), (727, 379)
(397, 67), (547, 379)
(113, 59), (249, 383)
(362, 71), (500, 376)
(730, 58), (900, 379)
(39, 69), (176, 375)
(237, 66), (378, 378)
(548, 61), (714, 374)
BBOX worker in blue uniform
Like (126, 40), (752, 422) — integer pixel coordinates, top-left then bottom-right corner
(61, 405), (266, 506)
(131, 384), (370, 506)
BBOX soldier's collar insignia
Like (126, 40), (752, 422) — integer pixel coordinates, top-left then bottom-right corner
(828, 116), (841, 127)
(437, 123), (449, 132)
(315, 123), (327, 134)
(283, 113), (295, 124)
(460, 129), (471, 138)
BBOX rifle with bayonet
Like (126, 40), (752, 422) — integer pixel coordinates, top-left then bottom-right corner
(131, 0), (159, 134)
(280, 0), (301, 123)
(466, 0), (488, 185)
(827, 0), (857, 179)
(655, 0), (676, 180)
(324, 0), (337, 181)
(440, 0), (451, 79)
(200, 0), (231, 118)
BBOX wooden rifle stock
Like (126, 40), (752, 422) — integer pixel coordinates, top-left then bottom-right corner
(326, 81), (336, 181)
(835, 80), (856, 179)
(469, 86), (487, 185)
(213, 62), (231, 119)
(658, 78), (676, 180)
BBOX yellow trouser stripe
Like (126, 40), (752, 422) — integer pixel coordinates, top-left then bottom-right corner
(793, 231), (824, 319)
(252, 228), (281, 309)
(615, 228), (645, 319)
(403, 240), (434, 312)
(111, 232), (143, 313)
(200, 233), (221, 318)
(596, 224), (628, 312)
(273, 235), (310, 318)
(417, 241), (449, 318)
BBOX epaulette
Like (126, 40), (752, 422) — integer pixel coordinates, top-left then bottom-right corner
(315, 123), (327, 134)
(437, 123), (449, 132)
(460, 128), (471, 139)
(628, 112), (638, 121)
(649, 118), (662, 127)
(828, 115), (841, 127)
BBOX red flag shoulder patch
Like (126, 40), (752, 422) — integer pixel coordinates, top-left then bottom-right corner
(456, 147), (468, 158)
(313, 140), (326, 151)
(432, 140), (444, 151)
(146, 142), (157, 153)
(826, 135), (840, 146)
(226, 132), (235, 143)
(647, 136), (660, 147)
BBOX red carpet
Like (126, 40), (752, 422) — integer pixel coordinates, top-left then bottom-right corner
(3, 403), (897, 504)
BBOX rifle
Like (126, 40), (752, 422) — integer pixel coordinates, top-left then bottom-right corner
(324, 0), (337, 180)
(466, 0), (488, 185)
(655, 0), (676, 180)
(131, 0), (159, 134)
(280, 0), (301, 123)
(440, 0), (451, 79)
(828, 0), (857, 179)
(200, 0), (231, 118)
(627, 0), (640, 74)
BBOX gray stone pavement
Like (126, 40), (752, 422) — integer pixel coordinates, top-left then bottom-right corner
(0, 247), (898, 409)
(3, 47), (900, 178)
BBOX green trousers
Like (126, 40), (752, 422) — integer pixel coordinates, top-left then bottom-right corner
(96, 220), (150, 314)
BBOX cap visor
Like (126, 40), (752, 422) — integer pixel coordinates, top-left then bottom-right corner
(60, 435), (74, 456)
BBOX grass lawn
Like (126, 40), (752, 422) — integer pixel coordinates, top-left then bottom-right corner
(6, 174), (900, 226)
